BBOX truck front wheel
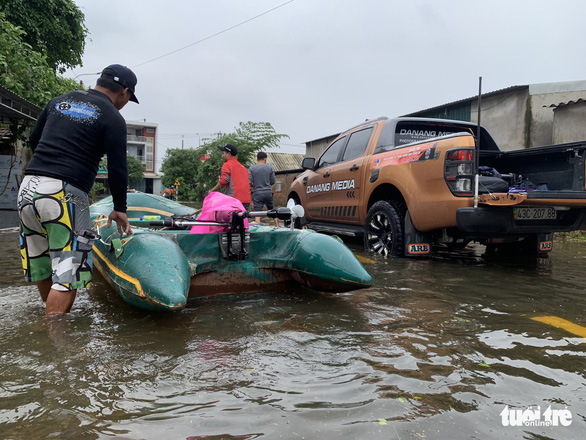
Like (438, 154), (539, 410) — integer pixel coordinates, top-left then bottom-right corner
(364, 200), (405, 257)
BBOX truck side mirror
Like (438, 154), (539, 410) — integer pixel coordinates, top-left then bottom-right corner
(302, 157), (315, 170)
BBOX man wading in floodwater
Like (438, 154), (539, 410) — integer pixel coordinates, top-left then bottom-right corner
(17, 64), (138, 315)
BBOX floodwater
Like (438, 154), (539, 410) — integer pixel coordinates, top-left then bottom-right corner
(1, 222), (585, 439)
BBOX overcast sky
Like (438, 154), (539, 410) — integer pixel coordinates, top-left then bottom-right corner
(67, 0), (586, 168)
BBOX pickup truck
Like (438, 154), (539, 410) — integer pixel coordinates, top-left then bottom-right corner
(287, 117), (586, 258)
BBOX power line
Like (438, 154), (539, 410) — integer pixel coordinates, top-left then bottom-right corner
(131, 0), (295, 69)
(68, 1), (294, 80)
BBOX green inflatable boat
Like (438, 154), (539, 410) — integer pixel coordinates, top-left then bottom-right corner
(90, 192), (372, 311)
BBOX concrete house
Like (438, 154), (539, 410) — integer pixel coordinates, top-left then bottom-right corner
(404, 80), (586, 151)
(549, 98), (586, 145)
(125, 120), (163, 195)
(304, 80), (586, 157)
(95, 120), (163, 196)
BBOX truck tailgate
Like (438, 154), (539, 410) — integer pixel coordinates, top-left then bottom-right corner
(478, 191), (586, 207)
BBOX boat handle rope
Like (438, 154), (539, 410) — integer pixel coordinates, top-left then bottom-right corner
(92, 224), (128, 259)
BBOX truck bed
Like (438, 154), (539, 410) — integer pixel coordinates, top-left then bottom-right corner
(479, 141), (586, 193)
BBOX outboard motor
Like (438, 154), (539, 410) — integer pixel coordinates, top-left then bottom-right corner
(219, 211), (250, 261)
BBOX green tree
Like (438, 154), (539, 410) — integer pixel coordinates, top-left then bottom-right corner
(127, 155), (145, 184)
(193, 121), (288, 200)
(0, 0), (87, 73)
(0, 12), (81, 107)
(160, 148), (202, 201)
(1, 10), (84, 150)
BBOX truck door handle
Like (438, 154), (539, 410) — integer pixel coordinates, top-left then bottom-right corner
(323, 172), (330, 178)
(349, 165), (359, 171)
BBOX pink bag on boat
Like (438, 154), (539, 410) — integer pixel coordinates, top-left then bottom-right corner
(190, 192), (249, 233)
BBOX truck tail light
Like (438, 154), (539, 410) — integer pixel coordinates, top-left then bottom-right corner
(444, 148), (474, 196)
(446, 150), (473, 162)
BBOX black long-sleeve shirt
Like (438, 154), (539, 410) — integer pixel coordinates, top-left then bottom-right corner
(27, 89), (128, 212)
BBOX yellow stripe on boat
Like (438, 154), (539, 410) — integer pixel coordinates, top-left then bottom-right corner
(531, 316), (586, 338)
(93, 245), (146, 298)
(127, 206), (175, 216)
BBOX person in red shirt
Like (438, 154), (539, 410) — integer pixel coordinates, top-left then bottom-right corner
(209, 144), (251, 208)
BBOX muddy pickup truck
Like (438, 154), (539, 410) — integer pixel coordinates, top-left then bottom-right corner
(287, 117), (586, 257)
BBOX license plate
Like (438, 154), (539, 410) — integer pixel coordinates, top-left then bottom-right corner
(513, 207), (556, 220)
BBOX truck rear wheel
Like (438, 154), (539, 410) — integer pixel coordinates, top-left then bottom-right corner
(484, 234), (551, 258)
(364, 200), (406, 257)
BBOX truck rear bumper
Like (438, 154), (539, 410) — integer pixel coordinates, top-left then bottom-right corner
(456, 206), (586, 237)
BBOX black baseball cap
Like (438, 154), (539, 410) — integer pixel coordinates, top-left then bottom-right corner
(218, 144), (237, 156)
(101, 64), (139, 103)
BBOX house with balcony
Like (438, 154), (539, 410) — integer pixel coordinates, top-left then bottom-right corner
(96, 121), (163, 195)
(96, 120), (163, 195)
(126, 120), (162, 195)
(95, 120), (164, 195)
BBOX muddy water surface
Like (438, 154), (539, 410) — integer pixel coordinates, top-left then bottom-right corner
(1, 226), (585, 439)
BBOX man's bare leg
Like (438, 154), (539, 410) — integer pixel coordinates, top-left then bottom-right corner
(36, 278), (52, 302)
(45, 289), (77, 315)
(36, 278), (77, 314)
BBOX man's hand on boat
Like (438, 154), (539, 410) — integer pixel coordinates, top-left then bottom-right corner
(107, 211), (134, 235)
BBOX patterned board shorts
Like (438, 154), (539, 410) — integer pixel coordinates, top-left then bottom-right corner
(17, 175), (98, 292)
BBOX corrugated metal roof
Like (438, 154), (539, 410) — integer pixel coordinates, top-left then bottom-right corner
(403, 85), (529, 117)
(547, 98), (586, 108)
(407, 81), (586, 117)
(304, 132), (341, 144)
(0, 85), (42, 122)
(266, 152), (305, 173)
